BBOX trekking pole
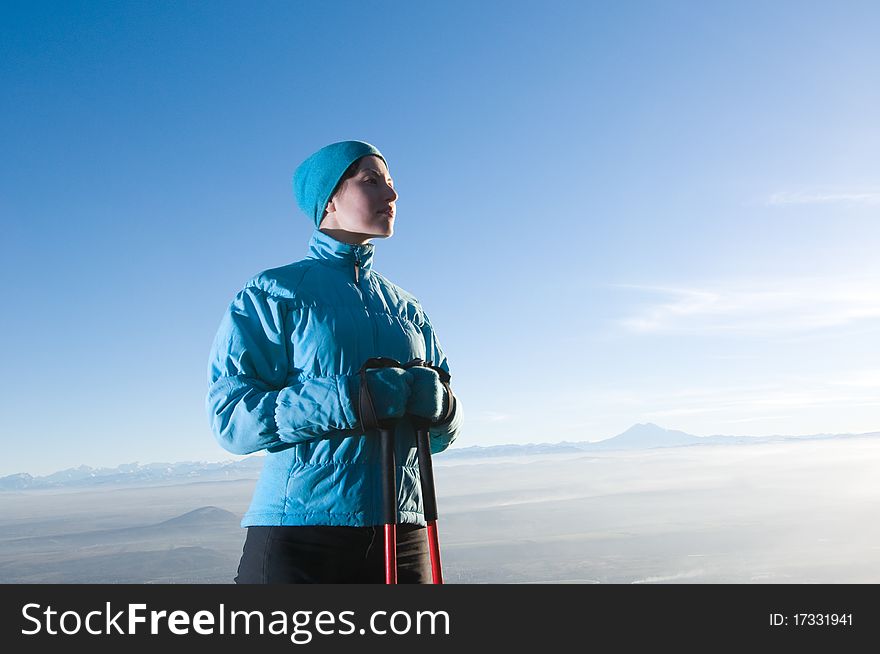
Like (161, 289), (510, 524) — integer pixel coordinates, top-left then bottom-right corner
(358, 357), (405, 585)
(403, 359), (456, 585)
(412, 416), (443, 583)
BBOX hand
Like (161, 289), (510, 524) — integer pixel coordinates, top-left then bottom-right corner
(406, 367), (449, 422)
(359, 368), (413, 421)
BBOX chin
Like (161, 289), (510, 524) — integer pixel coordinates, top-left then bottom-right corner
(362, 218), (393, 239)
(375, 223), (394, 238)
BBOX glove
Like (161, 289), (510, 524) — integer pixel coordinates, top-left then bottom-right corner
(406, 367), (449, 422)
(355, 367), (413, 423)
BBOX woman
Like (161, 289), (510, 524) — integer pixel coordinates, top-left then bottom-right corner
(206, 140), (463, 583)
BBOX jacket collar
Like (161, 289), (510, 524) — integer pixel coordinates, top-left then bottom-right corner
(306, 229), (375, 271)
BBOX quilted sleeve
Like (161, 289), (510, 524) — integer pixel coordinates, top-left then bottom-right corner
(205, 286), (359, 455)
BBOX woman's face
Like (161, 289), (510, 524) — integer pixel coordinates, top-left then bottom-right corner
(321, 155), (398, 243)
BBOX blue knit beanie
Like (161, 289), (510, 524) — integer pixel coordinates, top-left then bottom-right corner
(292, 140), (387, 227)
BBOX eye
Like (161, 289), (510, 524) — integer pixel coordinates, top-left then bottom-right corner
(365, 177), (378, 184)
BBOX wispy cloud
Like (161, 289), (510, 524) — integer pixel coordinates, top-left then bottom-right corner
(724, 415), (793, 424)
(768, 190), (880, 206)
(615, 277), (880, 335)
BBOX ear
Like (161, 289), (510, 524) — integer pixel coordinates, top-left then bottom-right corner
(319, 199), (333, 227)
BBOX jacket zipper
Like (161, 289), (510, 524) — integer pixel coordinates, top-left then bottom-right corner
(354, 244), (400, 522)
(353, 248), (379, 354)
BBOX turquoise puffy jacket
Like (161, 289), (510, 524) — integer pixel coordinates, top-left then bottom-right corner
(206, 229), (463, 527)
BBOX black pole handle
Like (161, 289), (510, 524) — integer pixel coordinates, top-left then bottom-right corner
(412, 419), (439, 522)
(379, 426), (397, 526)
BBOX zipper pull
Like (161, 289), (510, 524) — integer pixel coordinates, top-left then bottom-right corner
(354, 260), (359, 283)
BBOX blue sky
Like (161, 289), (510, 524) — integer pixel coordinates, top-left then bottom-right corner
(2, 0), (878, 476)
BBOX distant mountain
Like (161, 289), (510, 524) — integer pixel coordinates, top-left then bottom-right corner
(3, 425), (879, 489)
(0, 473), (36, 491)
(441, 423), (880, 459)
(156, 506), (240, 528)
(0, 458), (264, 491)
(587, 423), (699, 450)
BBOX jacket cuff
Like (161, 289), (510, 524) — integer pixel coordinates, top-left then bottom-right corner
(428, 392), (462, 454)
(337, 374), (360, 430)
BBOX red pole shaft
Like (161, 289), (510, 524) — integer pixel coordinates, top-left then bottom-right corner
(426, 520), (443, 584)
(384, 523), (397, 584)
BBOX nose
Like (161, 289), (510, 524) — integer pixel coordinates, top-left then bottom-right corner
(385, 182), (398, 202)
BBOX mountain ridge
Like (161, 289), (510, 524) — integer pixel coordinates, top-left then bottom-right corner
(3, 424), (878, 490)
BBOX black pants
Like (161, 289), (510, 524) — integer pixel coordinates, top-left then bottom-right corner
(234, 524), (432, 584)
